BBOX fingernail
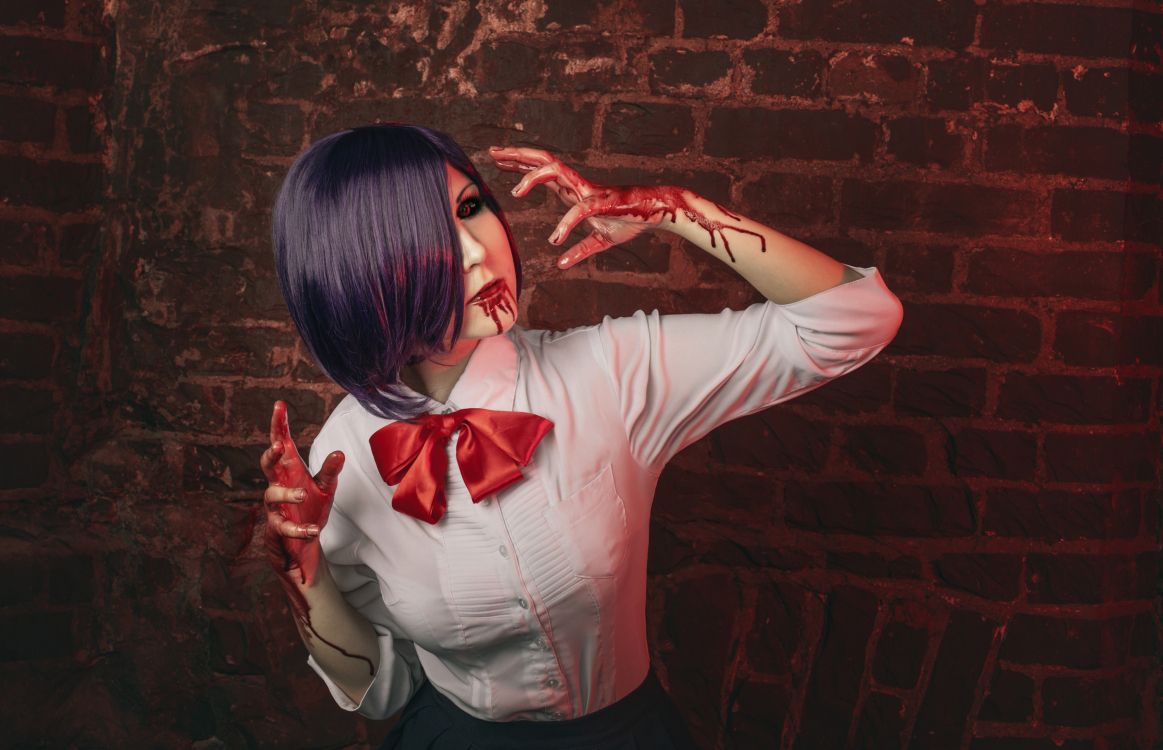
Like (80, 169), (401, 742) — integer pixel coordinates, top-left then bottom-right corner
(294, 489), (307, 500)
(511, 187), (519, 196)
(307, 526), (320, 536)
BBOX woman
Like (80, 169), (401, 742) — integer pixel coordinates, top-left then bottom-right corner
(260, 123), (903, 748)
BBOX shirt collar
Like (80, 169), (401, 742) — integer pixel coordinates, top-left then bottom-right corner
(395, 326), (520, 414)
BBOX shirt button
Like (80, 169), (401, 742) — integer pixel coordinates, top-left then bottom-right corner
(498, 545), (509, 558)
(547, 678), (559, 688)
(533, 637), (546, 649)
(481, 499), (491, 506)
(517, 598), (528, 609)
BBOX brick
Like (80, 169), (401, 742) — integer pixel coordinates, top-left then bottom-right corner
(949, 428), (1037, 480)
(649, 49), (731, 92)
(1131, 611), (1156, 658)
(795, 362), (892, 416)
(183, 443), (270, 492)
(1129, 70), (1163, 123)
(744, 49), (824, 97)
(0, 387), (54, 434)
(468, 40), (542, 93)
(1044, 431), (1156, 483)
(1043, 673), (1140, 726)
(601, 101), (695, 156)
(240, 101), (305, 155)
(726, 680), (788, 748)
(896, 368), (987, 418)
(46, 556), (95, 605)
(886, 117), (964, 168)
(883, 302), (1042, 365)
(1051, 189), (1161, 243)
(828, 53), (920, 106)
(985, 63), (1058, 112)
(64, 104), (101, 154)
(662, 572), (743, 741)
(980, 669), (1034, 721)
(0, 611), (72, 661)
(0, 96), (55, 144)
(872, 621), (927, 688)
(0, 220), (51, 265)
(739, 172), (834, 228)
(0, 36), (105, 91)
(59, 222), (101, 267)
(981, 5), (1146, 61)
(1054, 311), (1163, 367)
(654, 465), (780, 521)
(828, 552), (922, 580)
(998, 373), (1151, 425)
(0, 558), (42, 606)
(0, 0), (65, 26)
(794, 586), (878, 750)
(910, 610), (998, 749)
(512, 100), (595, 154)
(984, 488), (1140, 541)
(842, 424), (927, 476)
(883, 241), (957, 294)
(985, 125), (1135, 181)
(230, 387), (325, 438)
(968, 249), (1155, 301)
(971, 740), (1095, 750)
(0, 275), (80, 323)
(746, 582), (808, 673)
(933, 554), (1021, 601)
(0, 333), (53, 379)
(853, 692), (905, 750)
(314, 98), (508, 154)
(209, 617), (268, 675)
(999, 613), (1137, 668)
(126, 380), (226, 435)
(680, 0), (766, 38)
(0, 443), (49, 488)
(780, 0), (976, 48)
(926, 55), (987, 111)
(536, 0), (674, 35)
(709, 408), (831, 472)
(840, 180), (1043, 237)
(0, 157), (103, 212)
(707, 107), (878, 162)
(786, 480), (975, 536)
(1026, 554), (1156, 604)
(544, 39), (640, 93)
(1064, 67), (1129, 119)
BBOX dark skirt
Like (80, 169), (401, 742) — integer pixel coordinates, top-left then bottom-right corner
(378, 666), (701, 750)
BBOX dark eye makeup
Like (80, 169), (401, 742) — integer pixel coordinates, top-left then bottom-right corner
(457, 193), (486, 220)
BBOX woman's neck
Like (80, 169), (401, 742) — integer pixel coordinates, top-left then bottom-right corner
(400, 338), (480, 405)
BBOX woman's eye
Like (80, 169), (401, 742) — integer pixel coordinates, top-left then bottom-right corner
(457, 197), (483, 219)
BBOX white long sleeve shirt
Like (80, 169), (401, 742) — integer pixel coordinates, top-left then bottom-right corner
(305, 263), (904, 722)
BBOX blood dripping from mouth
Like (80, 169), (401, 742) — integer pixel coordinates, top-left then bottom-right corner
(471, 282), (516, 334)
(265, 531), (376, 677)
(589, 186), (767, 264)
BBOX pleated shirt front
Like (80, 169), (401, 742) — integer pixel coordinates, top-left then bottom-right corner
(305, 263), (904, 722)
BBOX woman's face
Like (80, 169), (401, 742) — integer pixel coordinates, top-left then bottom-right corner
(445, 161), (518, 342)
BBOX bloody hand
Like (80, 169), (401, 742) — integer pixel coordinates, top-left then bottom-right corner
(260, 400), (343, 589)
(488, 145), (691, 269)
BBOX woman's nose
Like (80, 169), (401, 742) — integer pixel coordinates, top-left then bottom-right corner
(459, 227), (487, 270)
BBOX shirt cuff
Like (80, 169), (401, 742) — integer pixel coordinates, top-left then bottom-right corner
(306, 632), (418, 720)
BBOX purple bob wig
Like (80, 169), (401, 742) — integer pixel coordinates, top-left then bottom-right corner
(271, 123), (523, 421)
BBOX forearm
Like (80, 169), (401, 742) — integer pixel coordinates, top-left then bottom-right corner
(659, 189), (862, 304)
(288, 559), (381, 705)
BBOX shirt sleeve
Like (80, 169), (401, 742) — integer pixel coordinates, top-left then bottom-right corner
(305, 438), (425, 720)
(589, 263), (904, 473)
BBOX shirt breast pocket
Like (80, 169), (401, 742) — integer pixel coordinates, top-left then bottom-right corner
(544, 464), (629, 579)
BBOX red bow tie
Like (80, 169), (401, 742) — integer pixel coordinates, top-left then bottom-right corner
(368, 407), (554, 525)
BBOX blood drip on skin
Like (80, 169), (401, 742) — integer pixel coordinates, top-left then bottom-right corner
(471, 282), (516, 334)
(264, 526), (376, 677)
(590, 186), (767, 264)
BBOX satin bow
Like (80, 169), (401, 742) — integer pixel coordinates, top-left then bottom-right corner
(368, 407), (554, 525)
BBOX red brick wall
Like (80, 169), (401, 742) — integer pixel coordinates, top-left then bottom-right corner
(1, 1), (1159, 748)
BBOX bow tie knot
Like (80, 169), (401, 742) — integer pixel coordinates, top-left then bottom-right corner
(369, 407), (553, 525)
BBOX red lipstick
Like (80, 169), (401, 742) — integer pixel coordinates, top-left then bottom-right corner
(470, 279), (504, 302)
(469, 278), (515, 334)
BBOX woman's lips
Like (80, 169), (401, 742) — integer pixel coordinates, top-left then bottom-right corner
(470, 279), (504, 303)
